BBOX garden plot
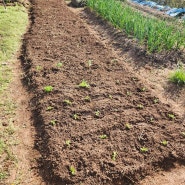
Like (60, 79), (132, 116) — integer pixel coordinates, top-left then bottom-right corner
(22, 0), (185, 184)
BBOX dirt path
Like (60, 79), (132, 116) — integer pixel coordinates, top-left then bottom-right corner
(20, 0), (185, 184)
(4, 56), (45, 184)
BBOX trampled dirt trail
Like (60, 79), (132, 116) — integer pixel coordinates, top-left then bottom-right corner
(4, 56), (45, 185)
(20, 0), (185, 184)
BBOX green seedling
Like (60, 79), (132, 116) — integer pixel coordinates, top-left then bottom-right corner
(56, 62), (63, 68)
(84, 96), (91, 102)
(111, 59), (118, 64)
(149, 117), (154, 123)
(46, 106), (54, 111)
(126, 91), (132, 96)
(125, 123), (132, 130)
(137, 104), (144, 109)
(73, 114), (79, 120)
(153, 98), (159, 104)
(65, 140), (71, 147)
(99, 134), (107, 139)
(78, 80), (90, 88)
(63, 99), (72, 106)
(50, 120), (56, 126)
(95, 110), (100, 117)
(44, 86), (53, 93)
(181, 132), (185, 137)
(115, 80), (120, 85)
(140, 87), (146, 92)
(69, 166), (76, 175)
(108, 94), (113, 99)
(161, 140), (168, 146)
(168, 113), (175, 120)
(87, 60), (93, 67)
(140, 147), (148, 153)
(112, 151), (118, 161)
(36, 65), (42, 71)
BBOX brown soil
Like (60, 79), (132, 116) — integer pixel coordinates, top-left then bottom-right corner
(21, 0), (185, 184)
(0, 55), (45, 184)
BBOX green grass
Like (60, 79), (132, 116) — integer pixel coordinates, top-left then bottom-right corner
(169, 68), (185, 86)
(87, 0), (185, 52)
(0, 4), (28, 183)
(0, 5), (28, 93)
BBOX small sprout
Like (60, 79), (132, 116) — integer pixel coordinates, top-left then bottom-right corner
(50, 120), (56, 126)
(63, 99), (72, 106)
(108, 94), (113, 99)
(46, 106), (54, 111)
(168, 113), (175, 120)
(125, 123), (132, 130)
(140, 147), (148, 153)
(78, 80), (90, 88)
(181, 132), (185, 137)
(87, 60), (93, 67)
(84, 96), (91, 102)
(44, 86), (53, 93)
(56, 62), (63, 68)
(115, 80), (120, 85)
(126, 91), (132, 96)
(139, 87), (146, 92)
(65, 140), (71, 147)
(149, 117), (154, 122)
(112, 151), (118, 161)
(36, 65), (42, 71)
(111, 59), (118, 65)
(69, 166), (76, 175)
(137, 104), (144, 109)
(95, 110), (100, 117)
(99, 134), (107, 139)
(73, 114), (79, 120)
(153, 98), (159, 104)
(132, 77), (138, 81)
(161, 140), (168, 146)
(141, 87), (146, 91)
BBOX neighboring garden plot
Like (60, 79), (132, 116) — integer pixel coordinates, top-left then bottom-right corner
(22, 0), (185, 184)
(87, 0), (185, 53)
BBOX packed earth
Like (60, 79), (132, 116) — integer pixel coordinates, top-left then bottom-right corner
(1, 0), (185, 184)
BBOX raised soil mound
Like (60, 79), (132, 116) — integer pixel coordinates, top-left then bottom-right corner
(22, 0), (185, 184)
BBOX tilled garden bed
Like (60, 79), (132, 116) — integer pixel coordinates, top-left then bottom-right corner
(22, 0), (185, 184)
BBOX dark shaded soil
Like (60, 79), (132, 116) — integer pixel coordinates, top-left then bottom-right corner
(21, 0), (185, 184)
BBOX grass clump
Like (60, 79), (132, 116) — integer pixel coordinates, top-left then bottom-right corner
(169, 69), (185, 86)
(87, 0), (185, 52)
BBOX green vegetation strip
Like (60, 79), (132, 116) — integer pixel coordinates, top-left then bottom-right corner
(0, 5), (28, 182)
(87, 0), (185, 52)
(0, 5), (28, 92)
